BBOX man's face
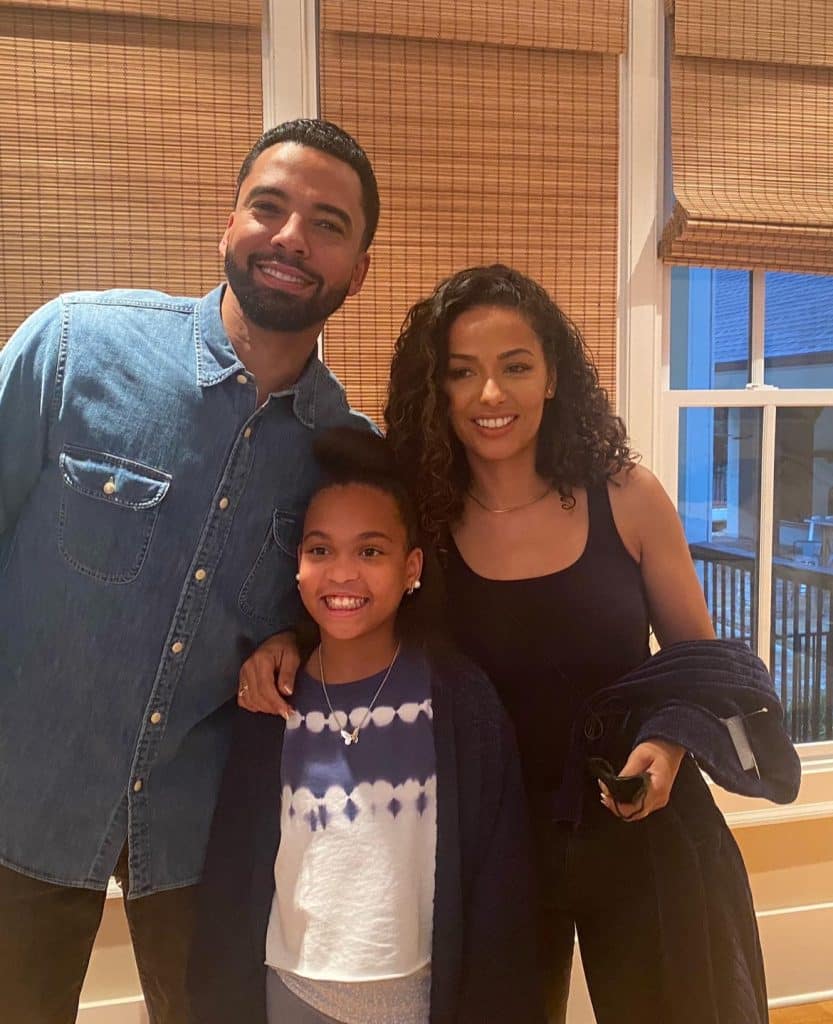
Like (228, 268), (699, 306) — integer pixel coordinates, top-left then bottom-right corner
(220, 141), (370, 333)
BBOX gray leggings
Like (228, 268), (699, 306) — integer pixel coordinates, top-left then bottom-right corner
(266, 969), (343, 1024)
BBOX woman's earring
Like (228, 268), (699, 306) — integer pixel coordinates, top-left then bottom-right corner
(545, 386), (555, 398)
(295, 573), (300, 587)
(406, 579), (422, 595)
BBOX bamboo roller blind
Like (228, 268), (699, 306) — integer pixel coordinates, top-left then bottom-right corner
(319, 0), (627, 424)
(0, 0), (262, 348)
(661, 0), (833, 274)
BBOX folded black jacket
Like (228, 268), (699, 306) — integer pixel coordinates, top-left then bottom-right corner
(560, 638), (801, 1024)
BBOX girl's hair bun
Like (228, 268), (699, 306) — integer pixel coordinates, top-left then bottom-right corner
(312, 426), (400, 484)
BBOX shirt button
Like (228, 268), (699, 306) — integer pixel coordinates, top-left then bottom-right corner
(236, 373), (248, 384)
(171, 641), (184, 654)
(133, 779), (143, 793)
(218, 497), (229, 510)
(150, 711), (163, 725)
(102, 478), (116, 495)
(194, 568), (207, 582)
(243, 427), (252, 439)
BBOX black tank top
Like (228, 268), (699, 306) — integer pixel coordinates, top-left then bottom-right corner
(445, 484), (650, 807)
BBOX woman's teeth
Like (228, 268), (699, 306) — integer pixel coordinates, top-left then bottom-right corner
(474, 416), (515, 429)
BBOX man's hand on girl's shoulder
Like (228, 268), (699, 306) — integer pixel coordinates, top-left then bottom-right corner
(237, 630), (300, 719)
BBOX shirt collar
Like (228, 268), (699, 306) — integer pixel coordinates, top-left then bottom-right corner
(195, 283), (325, 429)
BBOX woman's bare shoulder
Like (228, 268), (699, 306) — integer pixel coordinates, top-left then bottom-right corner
(607, 465), (680, 560)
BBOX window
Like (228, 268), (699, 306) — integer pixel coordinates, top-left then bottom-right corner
(668, 269), (833, 744)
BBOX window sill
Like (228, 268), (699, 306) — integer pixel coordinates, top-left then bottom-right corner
(709, 741), (833, 828)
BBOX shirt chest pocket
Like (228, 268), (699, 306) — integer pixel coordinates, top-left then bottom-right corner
(239, 509), (303, 628)
(58, 445), (171, 584)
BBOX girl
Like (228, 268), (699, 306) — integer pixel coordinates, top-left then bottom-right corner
(188, 427), (545, 1024)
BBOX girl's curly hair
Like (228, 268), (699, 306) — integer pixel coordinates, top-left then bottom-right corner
(384, 264), (635, 549)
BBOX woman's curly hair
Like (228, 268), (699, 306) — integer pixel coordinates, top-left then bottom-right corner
(384, 264), (635, 549)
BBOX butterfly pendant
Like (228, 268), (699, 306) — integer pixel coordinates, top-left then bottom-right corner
(340, 728), (359, 746)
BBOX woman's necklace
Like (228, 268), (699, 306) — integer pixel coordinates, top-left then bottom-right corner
(318, 642), (401, 746)
(467, 486), (553, 514)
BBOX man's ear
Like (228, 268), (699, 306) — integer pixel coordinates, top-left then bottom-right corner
(347, 251), (371, 298)
(218, 212), (235, 258)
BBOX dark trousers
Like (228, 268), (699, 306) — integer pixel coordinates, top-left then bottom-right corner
(532, 796), (671, 1024)
(0, 846), (198, 1024)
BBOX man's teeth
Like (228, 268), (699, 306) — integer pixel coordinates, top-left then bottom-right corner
(324, 596), (367, 610)
(259, 263), (309, 285)
(475, 416), (515, 429)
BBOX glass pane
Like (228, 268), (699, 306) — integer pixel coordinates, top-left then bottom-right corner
(678, 408), (762, 647)
(670, 267), (751, 389)
(771, 407), (833, 742)
(764, 272), (833, 388)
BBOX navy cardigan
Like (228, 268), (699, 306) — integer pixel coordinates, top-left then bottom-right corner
(187, 644), (546, 1024)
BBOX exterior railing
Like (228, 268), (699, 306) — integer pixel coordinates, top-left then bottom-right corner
(690, 542), (832, 743)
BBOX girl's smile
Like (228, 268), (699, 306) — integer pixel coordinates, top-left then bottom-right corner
(297, 483), (422, 650)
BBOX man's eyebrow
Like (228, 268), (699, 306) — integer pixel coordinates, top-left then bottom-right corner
(243, 186), (353, 231)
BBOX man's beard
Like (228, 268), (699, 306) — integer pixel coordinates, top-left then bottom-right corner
(224, 250), (352, 332)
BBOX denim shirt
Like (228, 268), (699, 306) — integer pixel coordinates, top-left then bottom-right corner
(0, 285), (370, 896)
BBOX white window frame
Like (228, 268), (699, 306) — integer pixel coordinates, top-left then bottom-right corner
(620, 1), (833, 822)
(261, 0), (318, 129)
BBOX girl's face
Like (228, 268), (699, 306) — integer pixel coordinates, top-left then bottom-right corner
(297, 483), (423, 645)
(442, 304), (554, 468)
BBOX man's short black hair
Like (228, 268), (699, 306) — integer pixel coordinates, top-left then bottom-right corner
(235, 119), (380, 251)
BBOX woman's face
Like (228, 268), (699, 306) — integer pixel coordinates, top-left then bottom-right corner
(442, 304), (554, 468)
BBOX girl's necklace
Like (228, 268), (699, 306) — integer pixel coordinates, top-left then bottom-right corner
(467, 486), (552, 514)
(318, 642), (401, 746)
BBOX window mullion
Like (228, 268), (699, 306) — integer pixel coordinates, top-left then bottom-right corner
(756, 404), (776, 665)
(749, 268), (766, 386)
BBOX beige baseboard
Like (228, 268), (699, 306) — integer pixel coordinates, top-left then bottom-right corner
(759, 901), (833, 1004)
(76, 996), (147, 1024)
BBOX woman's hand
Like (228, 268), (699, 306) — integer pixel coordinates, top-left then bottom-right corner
(237, 630), (301, 718)
(598, 739), (685, 821)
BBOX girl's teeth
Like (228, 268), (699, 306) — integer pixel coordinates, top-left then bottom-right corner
(325, 596), (366, 610)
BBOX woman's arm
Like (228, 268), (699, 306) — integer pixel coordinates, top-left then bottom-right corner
(604, 467), (715, 820)
(609, 465), (715, 647)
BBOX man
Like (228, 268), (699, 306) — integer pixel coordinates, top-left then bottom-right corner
(0, 119), (377, 1023)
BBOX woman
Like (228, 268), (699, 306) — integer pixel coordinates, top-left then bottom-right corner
(240, 265), (799, 1023)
